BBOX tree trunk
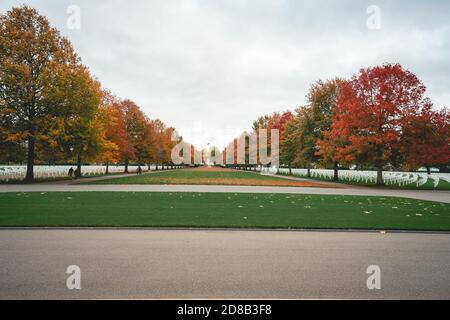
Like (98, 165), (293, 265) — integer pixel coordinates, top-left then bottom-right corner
(289, 164), (292, 176)
(375, 145), (384, 186)
(24, 134), (35, 183)
(77, 152), (82, 177)
(106, 162), (109, 175)
(124, 158), (129, 173)
(333, 161), (339, 181)
(376, 166), (384, 186)
(307, 164), (311, 178)
(426, 166), (431, 175)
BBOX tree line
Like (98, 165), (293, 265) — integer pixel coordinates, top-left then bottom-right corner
(0, 6), (180, 181)
(225, 64), (450, 185)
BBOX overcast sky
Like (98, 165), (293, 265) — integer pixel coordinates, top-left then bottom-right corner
(1, 0), (449, 148)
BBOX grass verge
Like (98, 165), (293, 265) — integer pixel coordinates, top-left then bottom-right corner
(0, 192), (449, 231)
(84, 169), (329, 187)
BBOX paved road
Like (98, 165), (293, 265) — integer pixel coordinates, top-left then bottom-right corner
(1, 229), (449, 299)
(1, 184), (449, 203)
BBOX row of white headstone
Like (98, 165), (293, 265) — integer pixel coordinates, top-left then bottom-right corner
(0, 165), (155, 182)
(276, 168), (450, 188)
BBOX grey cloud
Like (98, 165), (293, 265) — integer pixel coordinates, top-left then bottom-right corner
(1, 0), (449, 148)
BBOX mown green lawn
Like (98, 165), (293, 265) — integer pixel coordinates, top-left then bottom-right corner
(83, 169), (319, 187)
(0, 192), (449, 230)
(86, 169), (260, 182)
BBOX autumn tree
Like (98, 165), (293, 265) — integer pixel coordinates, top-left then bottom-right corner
(149, 119), (166, 170)
(272, 111), (293, 168)
(45, 65), (102, 175)
(0, 139), (26, 163)
(279, 79), (345, 179)
(0, 104), (26, 163)
(100, 99), (130, 173)
(121, 100), (147, 173)
(0, 6), (79, 181)
(308, 78), (344, 180)
(252, 111), (291, 170)
(295, 106), (317, 177)
(140, 120), (155, 170)
(162, 127), (178, 168)
(280, 112), (302, 174)
(252, 114), (272, 168)
(91, 91), (123, 174)
(257, 105), (338, 177)
(401, 108), (450, 174)
(144, 121), (177, 171)
(0, 124), (26, 164)
(132, 115), (152, 169)
(265, 111), (292, 172)
(252, 115), (271, 132)
(329, 63), (433, 185)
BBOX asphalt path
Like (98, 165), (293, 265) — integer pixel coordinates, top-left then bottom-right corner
(0, 229), (449, 299)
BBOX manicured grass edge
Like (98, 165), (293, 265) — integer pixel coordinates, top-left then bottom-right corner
(1, 224), (450, 232)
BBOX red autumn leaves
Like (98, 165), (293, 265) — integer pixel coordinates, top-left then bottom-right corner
(228, 63), (449, 186)
(319, 63), (449, 184)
